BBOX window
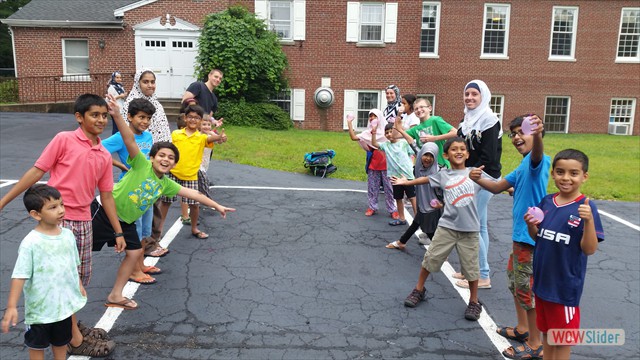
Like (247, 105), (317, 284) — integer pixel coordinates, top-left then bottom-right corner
(616, 8), (640, 62)
(346, 2), (398, 44)
(62, 39), (89, 76)
(255, 0), (306, 41)
(145, 40), (166, 47)
(172, 41), (193, 48)
(610, 98), (636, 124)
(490, 95), (504, 125)
(549, 7), (578, 61)
(271, 89), (292, 115)
(420, 2), (441, 57)
(416, 94), (436, 115)
(482, 4), (510, 58)
(544, 97), (571, 133)
(356, 92), (380, 128)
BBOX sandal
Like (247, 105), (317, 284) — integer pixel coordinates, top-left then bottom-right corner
(77, 321), (109, 340)
(389, 219), (408, 226)
(142, 265), (162, 275)
(191, 231), (209, 239)
(502, 342), (543, 360)
(67, 338), (116, 357)
(452, 272), (466, 280)
(385, 241), (405, 250)
(180, 215), (191, 225)
(497, 326), (530, 342)
(365, 208), (377, 216)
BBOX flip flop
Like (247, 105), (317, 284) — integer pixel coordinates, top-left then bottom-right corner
(129, 275), (157, 285)
(389, 219), (408, 226)
(104, 297), (138, 310)
(385, 241), (405, 250)
(192, 231), (209, 239)
(142, 265), (162, 275)
(452, 272), (466, 280)
(146, 246), (169, 258)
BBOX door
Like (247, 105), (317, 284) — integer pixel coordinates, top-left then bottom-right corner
(138, 36), (198, 98)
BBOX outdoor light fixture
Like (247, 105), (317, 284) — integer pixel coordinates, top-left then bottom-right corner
(98, 39), (106, 49)
(314, 87), (334, 108)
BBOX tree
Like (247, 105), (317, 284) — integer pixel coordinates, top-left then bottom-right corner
(0, 0), (31, 71)
(196, 5), (288, 102)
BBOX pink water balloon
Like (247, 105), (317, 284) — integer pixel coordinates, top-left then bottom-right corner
(430, 199), (442, 208)
(527, 206), (544, 222)
(521, 116), (537, 135)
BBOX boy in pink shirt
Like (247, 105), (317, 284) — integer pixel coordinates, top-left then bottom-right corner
(0, 94), (122, 357)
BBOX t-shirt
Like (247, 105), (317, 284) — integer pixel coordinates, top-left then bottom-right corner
(102, 131), (153, 180)
(406, 116), (453, 168)
(170, 129), (209, 180)
(401, 112), (420, 130)
(428, 167), (483, 232)
(200, 143), (214, 172)
(113, 152), (181, 224)
(34, 128), (113, 221)
(505, 153), (551, 246)
(532, 194), (605, 307)
(186, 81), (218, 115)
(11, 228), (87, 325)
(378, 140), (415, 179)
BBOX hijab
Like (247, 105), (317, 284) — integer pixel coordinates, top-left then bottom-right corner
(383, 85), (401, 123)
(356, 108), (388, 151)
(459, 79), (501, 138)
(107, 71), (125, 95)
(414, 143), (442, 213)
(121, 69), (171, 143)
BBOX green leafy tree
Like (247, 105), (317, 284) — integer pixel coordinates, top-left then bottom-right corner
(0, 0), (31, 71)
(196, 5), (288, 102)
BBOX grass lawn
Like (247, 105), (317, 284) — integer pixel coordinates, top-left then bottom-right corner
(212, 126), (640, 202)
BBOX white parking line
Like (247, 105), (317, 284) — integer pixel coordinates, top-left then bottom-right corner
(599, 210), (640, 231)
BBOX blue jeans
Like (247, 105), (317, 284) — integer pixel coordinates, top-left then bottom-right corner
(476, 188), (493, 280)
(135, 207), (153, 240)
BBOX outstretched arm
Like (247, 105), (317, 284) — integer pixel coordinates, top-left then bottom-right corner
(346, 115), (360, 141)
(177, 187), (236, 218)
(1, 278), (25, 333)
(469, 166), (511, 194)
(107, 94), (139, 160)
(0, 167), (45, 211)
(206, 129), (226, 144)
(391, 175), (429, 186)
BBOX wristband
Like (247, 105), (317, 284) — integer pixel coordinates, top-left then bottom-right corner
(114, 232), (124, 238)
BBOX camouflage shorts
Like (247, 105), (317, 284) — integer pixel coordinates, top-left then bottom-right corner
(507, 242), (535, 310)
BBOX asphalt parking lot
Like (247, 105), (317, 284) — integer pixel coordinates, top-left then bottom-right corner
(1, 112), (638, 359)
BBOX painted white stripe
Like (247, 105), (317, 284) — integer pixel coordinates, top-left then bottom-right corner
(599, 210), (640, 231)
(212, 185), (367, 193)
(0, 180), (17, 188)
(68, 217), (184, 360)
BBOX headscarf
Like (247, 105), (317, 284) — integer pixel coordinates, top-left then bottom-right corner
(459, 79), (502, 138)
(414, 143), (441, 213)
(121, 69), (171, 143)
(356, 109), (388, 151)
(107, 71), (125, 95)
(383, 85), (401, 123)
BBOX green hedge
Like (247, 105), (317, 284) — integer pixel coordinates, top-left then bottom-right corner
(0, 78), (18, 103)
(217, 99), (292, 130)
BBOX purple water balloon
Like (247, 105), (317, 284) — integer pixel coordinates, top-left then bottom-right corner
(521, 116), (537, 135)
(527, 206), (544, 222)
(430, 199), (442, 208)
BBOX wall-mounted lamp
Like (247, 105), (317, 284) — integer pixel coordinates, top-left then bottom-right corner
(98, 39), (106, 49)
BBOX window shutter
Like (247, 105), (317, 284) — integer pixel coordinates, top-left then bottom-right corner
(254, 0), (268, 21)
(293, 0), (306, 40)
(346, 2), (360, 42)
(292, 89), (305, 121)
(380, 90), (388, 111)
(343, 90), (358, 129)
(384, 2), (398, 43)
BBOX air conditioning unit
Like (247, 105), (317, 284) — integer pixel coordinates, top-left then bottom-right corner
(608, 123), (629, 135)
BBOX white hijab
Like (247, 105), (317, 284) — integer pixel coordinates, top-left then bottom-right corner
(356, 109), (388, 151)
(460, 79), (501, 137)
(121, 69), (171, 143)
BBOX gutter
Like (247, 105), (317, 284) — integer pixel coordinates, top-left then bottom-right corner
(0, 19), (124, 29)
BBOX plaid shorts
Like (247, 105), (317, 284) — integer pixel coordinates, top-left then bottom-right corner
(61, 219), (93, 286)
(160, 173), (199, 205)
(197, 169), (212, 199)
(507, 242), (535, 310)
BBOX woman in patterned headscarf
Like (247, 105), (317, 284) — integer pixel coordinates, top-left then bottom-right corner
(383, 85), (402, 124)
(107, 71), (127, 134)
(121, 69), (171, 143)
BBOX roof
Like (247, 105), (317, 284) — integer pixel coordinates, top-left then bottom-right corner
(2, 0), (140, 28)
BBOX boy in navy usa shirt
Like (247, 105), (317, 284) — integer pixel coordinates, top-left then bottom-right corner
(525, 149), (604, 360)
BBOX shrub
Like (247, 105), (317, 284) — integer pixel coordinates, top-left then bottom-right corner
(218, 99), (292, 130)
(0, 78), (18, 103)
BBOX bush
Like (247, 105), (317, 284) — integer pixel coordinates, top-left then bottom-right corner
(0, 78), (18, 103)
(218, 99), (292, 131)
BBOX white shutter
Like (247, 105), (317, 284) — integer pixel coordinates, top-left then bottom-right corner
(343, 90), (358, 129)
(254, 0), (268, 21)
(380, 90), (388, 111)
(346, 2), (360, 42)
(292, 88), (305, 121)
(384, 2), (398, 43)
(293, 0), (306, 40)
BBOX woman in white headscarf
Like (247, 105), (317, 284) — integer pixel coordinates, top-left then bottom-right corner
(121, 69), (171, 143)
(454, 79), (503, 289)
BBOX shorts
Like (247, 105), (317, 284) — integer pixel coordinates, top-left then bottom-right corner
(415, 209), (442, 236)
(392, 184), (416, 200)
(160, 173), (199, 205)
(536, 295), (580, 333)
(24, 316), (72, 349)
(507, 242), (535, 310)
(91, 199), (141, 251)
(422, 227), (479, 281)
(61, 219), (92, 286)
(197, 169), (212, 199)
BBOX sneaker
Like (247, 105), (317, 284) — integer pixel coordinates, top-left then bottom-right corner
(417, 233), (430, 245)
(391, 211), (400, 220)
(464, 300), (483, 321)
(365, 208), (376, 216)
(404, 288), (426, 308)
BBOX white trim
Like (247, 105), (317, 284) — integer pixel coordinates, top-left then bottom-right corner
(343, 90), (358, 129)
(255, 0), (268, 20)
(0, 19), (122, 28)
(615, 7), (640, 63)
(480, 3), (510, 59)
(548, 6), (579, 61)
(114, 0), (159, 17)
(384, 2), (398, 43)
(61, 38), (89, 76)
(133, 16), (200, 33)
(419, 1), (441, 57)
(292, 88), (305, 121)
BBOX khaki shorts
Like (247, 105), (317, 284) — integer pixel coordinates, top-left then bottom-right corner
(422, 227), (479, 281)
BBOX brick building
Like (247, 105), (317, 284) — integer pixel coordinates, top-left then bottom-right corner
(3, 0), (639, 134)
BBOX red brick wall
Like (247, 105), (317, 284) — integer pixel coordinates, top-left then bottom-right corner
(9, 0), (639, 134)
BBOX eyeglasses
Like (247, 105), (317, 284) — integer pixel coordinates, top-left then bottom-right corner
(186, 115), (202, 121)
(415, 105), (431, 110)
(507, 130), (525, 139)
